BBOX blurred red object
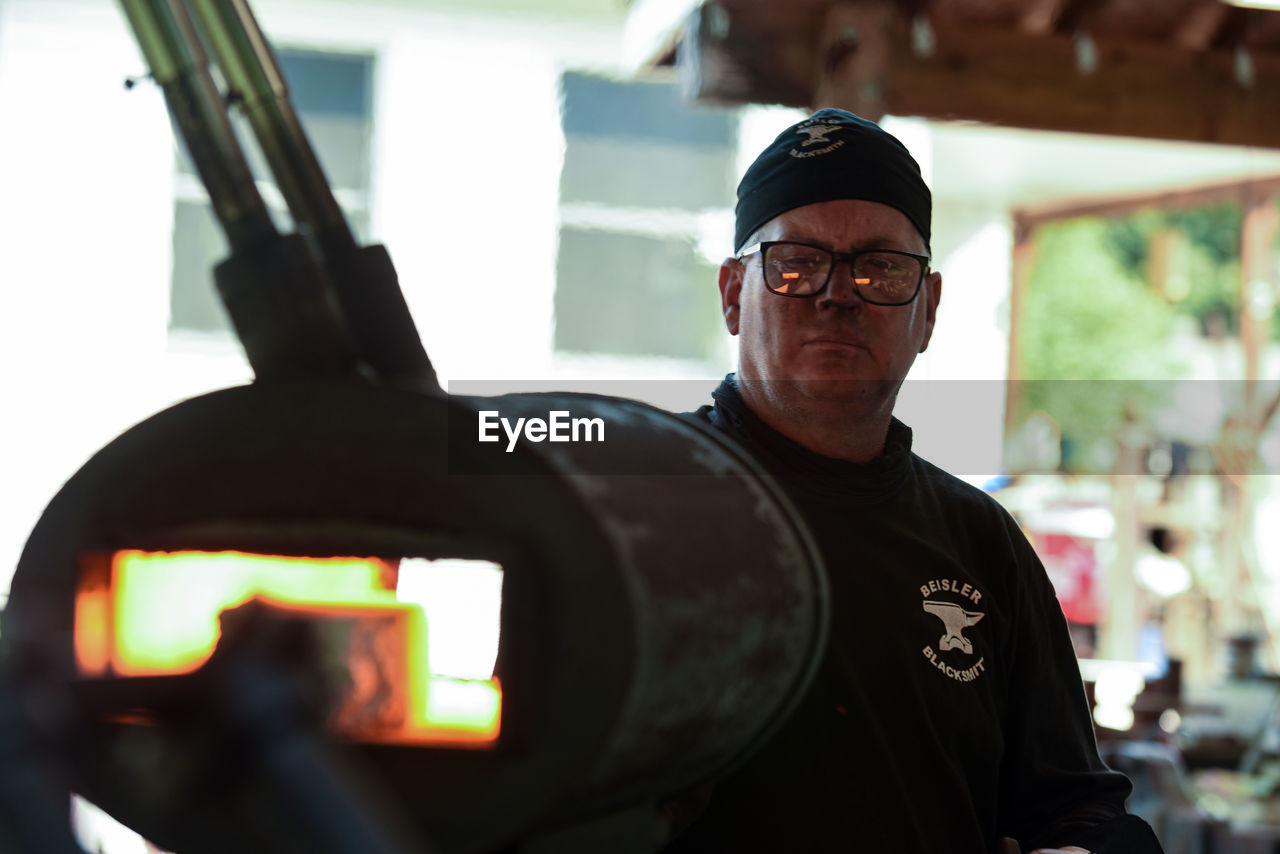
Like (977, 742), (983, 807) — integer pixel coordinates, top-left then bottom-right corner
(1031, 532), (1099, 625)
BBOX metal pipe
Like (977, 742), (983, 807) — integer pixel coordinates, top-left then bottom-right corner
(117, 0), (277, 253)
(124, 0), (434, 384)
(119, 0), (366, 380)
(181, 0), (438, 388)
(185, 0), (357, 260)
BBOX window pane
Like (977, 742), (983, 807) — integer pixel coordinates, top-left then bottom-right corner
(278, 50), (372, 119)
(170, 201), (231, 334)
(559, 71), (737, 210)
(561, 72), (734, 148)
(170, 49), (374, 335)
(554, 72), (738, 360)
(169, 199), (369, 334)
(279, 50), (373, 193)
(554, 228), (722, 360)
(295, 112), (371, 193)
(560, 136), (736, 210)
(175, 49), (372, 193)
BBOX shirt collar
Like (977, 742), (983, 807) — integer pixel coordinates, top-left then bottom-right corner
(708, 374), (914, 499)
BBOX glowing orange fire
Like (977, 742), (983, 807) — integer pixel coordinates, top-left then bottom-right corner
(74, 550), (501, 748)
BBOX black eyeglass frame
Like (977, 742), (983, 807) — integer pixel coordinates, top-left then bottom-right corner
(736, 240), (932, 306)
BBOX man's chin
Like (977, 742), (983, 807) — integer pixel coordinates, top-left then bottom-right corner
(787, 376), (896, 404)
(737, 375), (901, 426)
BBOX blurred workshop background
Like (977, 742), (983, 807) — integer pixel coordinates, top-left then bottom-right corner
(3, 0), (1280, 851)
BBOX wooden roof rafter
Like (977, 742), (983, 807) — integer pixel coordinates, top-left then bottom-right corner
(1173, 0), (1235, 51)
(1017, 0), (1071, 36)
(1013, 170), (1280, 231)
(636, 0), (1280, 149)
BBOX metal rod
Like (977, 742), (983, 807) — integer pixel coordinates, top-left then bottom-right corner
(123, 0), (437, 386)
(118, 0), (277, 253)
(183, 0), (439, 388)
(185, 0), (358, 260)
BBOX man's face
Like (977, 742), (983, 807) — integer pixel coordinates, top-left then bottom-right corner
(719, 199), (942, 417)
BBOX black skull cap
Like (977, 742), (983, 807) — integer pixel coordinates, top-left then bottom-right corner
(733, 108), (932, 254)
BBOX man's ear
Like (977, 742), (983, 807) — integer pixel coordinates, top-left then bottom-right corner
(719, 258), (744, 336)
(918, 270), (942, 354)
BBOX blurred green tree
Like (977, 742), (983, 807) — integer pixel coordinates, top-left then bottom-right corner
(1016, 217), (1186, 468)
(1105, 205), (1242, 336)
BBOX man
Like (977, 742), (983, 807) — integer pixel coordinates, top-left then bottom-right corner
(665, 110), (1163, 853)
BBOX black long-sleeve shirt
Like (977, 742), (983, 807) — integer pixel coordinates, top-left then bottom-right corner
(666, 376), (1159, 854)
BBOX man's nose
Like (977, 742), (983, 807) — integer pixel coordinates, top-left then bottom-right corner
(818, 261), (865, 309)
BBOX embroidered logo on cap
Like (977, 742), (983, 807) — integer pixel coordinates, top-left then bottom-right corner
(798, 124), (840, 146)
(788, 122), (846, 159)
(918, 578), (988, 683)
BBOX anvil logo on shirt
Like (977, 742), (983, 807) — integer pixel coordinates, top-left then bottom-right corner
(923, 601), (983, 653)
(919, 578), (988, 683)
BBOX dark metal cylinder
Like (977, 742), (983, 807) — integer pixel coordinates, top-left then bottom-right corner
(453, 392), (829, 820)
(3, 381), (826, 853)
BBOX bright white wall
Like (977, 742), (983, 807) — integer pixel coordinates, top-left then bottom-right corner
(0, 0), (182, 598)
(373, 30), (565, 381)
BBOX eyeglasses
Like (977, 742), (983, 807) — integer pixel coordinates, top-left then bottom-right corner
(736, 241), (930, 306)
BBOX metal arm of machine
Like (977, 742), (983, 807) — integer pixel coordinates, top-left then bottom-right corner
(118, 0), (276, 254)
(183, 0), (440, 389)
(117, 0), (366, 381)
(183, 0), (355, 259)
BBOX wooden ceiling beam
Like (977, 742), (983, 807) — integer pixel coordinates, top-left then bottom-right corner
(814, 1), (899, 117)
(1015, 173), (1280, 231)
(673, 4), (1280, 149)
(1173, 0), (1231, 52)
(1019, 0), (1068, 36)
(864, 23), (1280, 148)
(1048, 0), (1110, 35)
(674, 2), (823, 108)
